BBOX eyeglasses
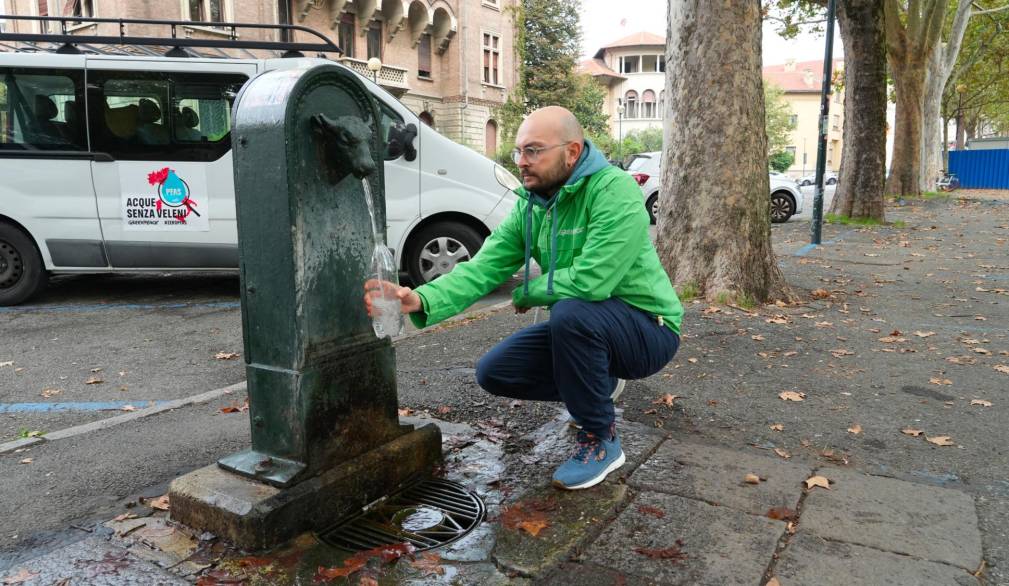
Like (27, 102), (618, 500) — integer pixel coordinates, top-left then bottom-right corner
(511, 142), (570, 164)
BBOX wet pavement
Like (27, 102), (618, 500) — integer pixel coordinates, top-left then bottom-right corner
(2, 191), (1007, 585)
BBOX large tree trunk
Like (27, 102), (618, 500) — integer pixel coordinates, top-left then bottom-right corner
(830, 0), (887, 220)
(657, 0), (792, 303)
(920, 50), (945, 190)
(886, 66), (926, 196)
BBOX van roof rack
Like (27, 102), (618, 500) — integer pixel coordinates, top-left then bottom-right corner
(0, 14), (340, 59)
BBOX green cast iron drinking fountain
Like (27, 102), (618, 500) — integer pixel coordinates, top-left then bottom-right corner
(168, 62), (441, 549)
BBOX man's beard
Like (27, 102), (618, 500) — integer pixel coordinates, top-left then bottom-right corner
(530, 161), (572, 196)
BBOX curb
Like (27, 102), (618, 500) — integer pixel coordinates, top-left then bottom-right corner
(0, 382), (246, 455)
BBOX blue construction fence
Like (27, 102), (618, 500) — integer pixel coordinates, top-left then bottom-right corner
(948, 149), (1009, 189)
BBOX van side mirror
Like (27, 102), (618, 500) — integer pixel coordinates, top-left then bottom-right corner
(386, 122), (417, 162)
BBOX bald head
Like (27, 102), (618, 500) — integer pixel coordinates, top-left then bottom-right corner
(514, 106), (586, 195)
(520, 106), (584, 144)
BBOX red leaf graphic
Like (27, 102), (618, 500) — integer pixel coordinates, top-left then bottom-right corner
(147, 167), (170, 186)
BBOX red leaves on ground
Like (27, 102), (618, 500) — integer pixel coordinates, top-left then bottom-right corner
(499, 497), (559, 537)
(220, 400), (249, 414)
(766, 506), (797, 521)
(314, 543), (416, 582)
(637, 505), (666, 519)
(635, 539), (688, 563)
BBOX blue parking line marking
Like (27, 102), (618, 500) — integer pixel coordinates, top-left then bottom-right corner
(791, 229), (862, 257)
(0, 301), (240, 314)
(0, 401), (170, 413)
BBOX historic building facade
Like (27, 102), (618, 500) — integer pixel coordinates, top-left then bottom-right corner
(1, 0), (517, 156)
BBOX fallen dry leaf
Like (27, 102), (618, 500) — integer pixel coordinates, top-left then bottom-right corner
(18, 458), (32, 465)
(779, 391), (806, 402)
(769, 423), (784, 431)
(811, 288), (831, 299)
(436, 405), (452, 415)
(878, 336), (907, 343)
(517, 519), (548, 537)
(926, 435), (955, 446)
(112, 513), (138, 522)
(121, 404), (137, 412)
(929, 377), (953, 386)
(744, 473), (762, 484)
(974, 347), (992, 355)
(971, 399), (992, 407)
(84, 377), (104, 385)
(847, 424), (863, 435)
(901, 428), (924, 437)
(40, 388), (61, 398)
(148, 495), (170, 511)
(914, 331), (936, 338)
(398, 407), (414, 416)
(634, 541), (687, 562)
(766, 315), (790, 324)
(815, 321), (834, 328)
(774, 448), (791, 459)
(653, 393), (679, 407)
(994, 365), (1009, 375)
(766, 507), (796, 521)
(831, 349), (854, 358)
(637, 505), (666, 518)
(315, 558), (367, 580)
(2, 569), (39, 585)
(408, 552), (446, 577)
(687, 357), (698, 363)
(804, 475), (831, 490)
(90, 367), (103, 373)
(946, 356), (977, 365)
(0, 361), (13, 368)
(751, 335), (765, 341)
(702, 306), (722, 314)
(214, 352), (240, 360)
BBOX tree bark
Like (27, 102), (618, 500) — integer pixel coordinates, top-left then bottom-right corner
(886, 66), (926, 196)
(657, 0), (793, 304)
(956, 109), (966, 149)
(830, 0), (887, 220)
(883, 0), (947, 197)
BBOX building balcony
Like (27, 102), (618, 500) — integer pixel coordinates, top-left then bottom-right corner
(338, 57), (410, 95)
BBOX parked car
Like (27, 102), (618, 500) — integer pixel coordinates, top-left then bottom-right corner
(628, 152), (803, 224)
(798, 171), (838, 186)
(0, 45), (521, 306)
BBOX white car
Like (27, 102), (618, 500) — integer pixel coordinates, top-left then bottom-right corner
(798, 171), (838, 186)
(628, 152), (804, 224)
(0, 51), (521, 306)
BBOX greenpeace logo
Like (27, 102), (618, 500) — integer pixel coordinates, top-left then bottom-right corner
(557, 227), (585, 236)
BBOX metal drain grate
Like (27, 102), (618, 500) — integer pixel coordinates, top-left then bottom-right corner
(319, 478), (485, 552)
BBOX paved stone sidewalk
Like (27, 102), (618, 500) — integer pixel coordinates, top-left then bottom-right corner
(1, 414), (985, 585)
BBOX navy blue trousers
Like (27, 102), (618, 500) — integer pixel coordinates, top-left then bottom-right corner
(475, 298), (680, 438)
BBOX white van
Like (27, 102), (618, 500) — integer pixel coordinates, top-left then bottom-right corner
(0, 49), (520, 306)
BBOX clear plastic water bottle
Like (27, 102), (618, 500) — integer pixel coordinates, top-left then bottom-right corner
(367, 244), (404, 339)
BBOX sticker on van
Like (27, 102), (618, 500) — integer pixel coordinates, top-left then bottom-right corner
(122, 167), (209, 231)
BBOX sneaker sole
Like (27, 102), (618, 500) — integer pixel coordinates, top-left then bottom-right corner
(552, 450), (626, 491)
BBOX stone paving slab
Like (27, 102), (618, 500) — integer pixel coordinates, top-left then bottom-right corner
(0, 535), (187, 585)
(800, 467), (983, 571)
(627, 439), (813, 517)
(773, 533), (979, 586)
(492, 482), (629, 578)
(584, 491), (785, 585)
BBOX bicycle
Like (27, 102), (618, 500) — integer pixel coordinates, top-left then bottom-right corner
(936, 172), (961, 192)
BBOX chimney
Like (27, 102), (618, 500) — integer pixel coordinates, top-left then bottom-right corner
(784, 58), (796, 72)
(802, 68), (815, 87)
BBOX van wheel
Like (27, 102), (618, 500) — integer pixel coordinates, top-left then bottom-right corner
(0, 223), (47, 306)
(406, 222), (484, 286)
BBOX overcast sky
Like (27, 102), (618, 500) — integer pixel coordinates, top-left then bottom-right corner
(580, 0), (844, 66)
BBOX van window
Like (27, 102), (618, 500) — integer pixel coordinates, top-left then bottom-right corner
(87, 71), (246, 162)
(377, 101), (404, 161)
(0, 68), (86, 151)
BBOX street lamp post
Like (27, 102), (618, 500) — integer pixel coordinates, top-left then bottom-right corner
(617, 103), (625, 166)
(367, 57), (382, 85)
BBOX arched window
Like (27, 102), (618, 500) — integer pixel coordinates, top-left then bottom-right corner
(641, 90), (656, 119)
(419, 111), (435, 127)
(624, 90), (638, 119)
(485, 119), (498, 157)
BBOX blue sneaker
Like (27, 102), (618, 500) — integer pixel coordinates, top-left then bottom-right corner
(552, 429), (626, 490)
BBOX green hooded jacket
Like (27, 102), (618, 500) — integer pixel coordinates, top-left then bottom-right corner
(409, 139), (684, 334)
